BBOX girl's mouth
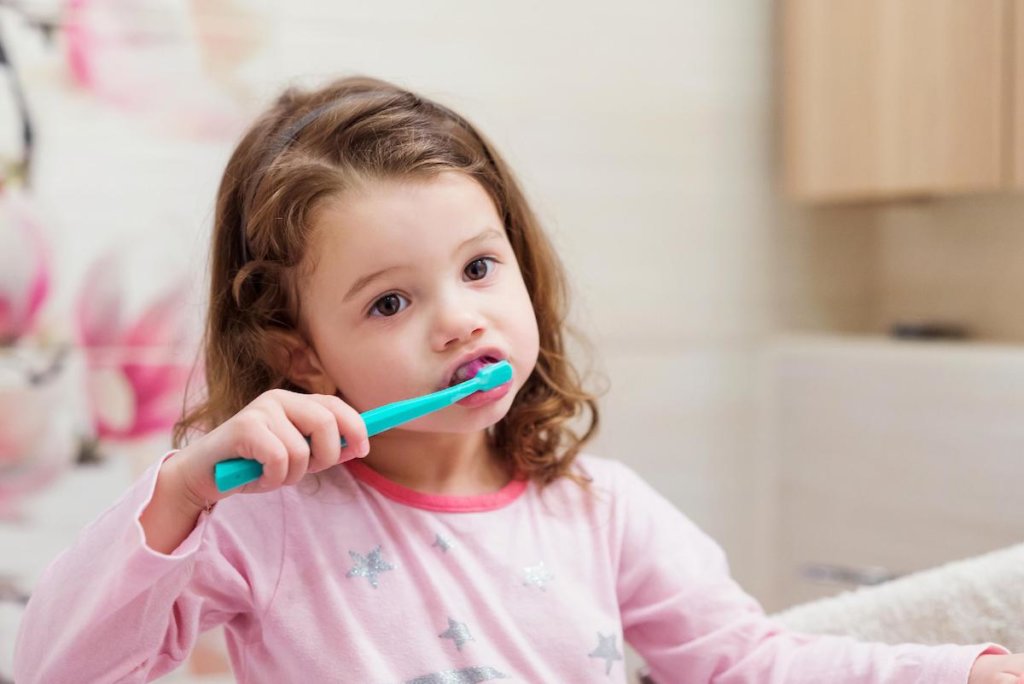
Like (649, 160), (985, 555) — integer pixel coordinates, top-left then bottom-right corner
(448, 355), (499, 387)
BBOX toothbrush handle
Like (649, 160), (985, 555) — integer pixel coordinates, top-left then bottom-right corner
(360, 381), (478, 434)
(213, 457), (271, 493)
(214, 434), (349, 493)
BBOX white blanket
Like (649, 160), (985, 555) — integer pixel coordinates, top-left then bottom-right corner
(772, 544), (1024, 651)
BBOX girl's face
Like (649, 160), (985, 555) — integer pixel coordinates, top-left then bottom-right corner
(297, 171), (540, 435)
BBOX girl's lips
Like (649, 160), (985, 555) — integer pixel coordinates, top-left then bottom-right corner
(455, 379), (511, 408)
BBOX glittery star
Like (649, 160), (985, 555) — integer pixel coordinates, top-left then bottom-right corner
(522, 561), (554, 590)
(588, 632), (623, 675)
(345, 545), (394, 588)
(433, 533), (454, 553)
(439, 617), (475, 651)
(405, 665), (508, 683)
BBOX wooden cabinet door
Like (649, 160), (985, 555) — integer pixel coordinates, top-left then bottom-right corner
(1012, 0), (1024, 188)
(781, 0), (1006, 202)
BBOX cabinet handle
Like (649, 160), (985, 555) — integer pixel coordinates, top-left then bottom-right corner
(799, 562), (902, 587)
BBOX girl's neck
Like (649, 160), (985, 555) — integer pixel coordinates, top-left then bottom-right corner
(359, 429), (511, 496)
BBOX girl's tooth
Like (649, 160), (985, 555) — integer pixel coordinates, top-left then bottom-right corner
(452, 356), (494, 385)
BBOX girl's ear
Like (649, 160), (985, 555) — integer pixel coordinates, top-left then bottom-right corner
(272, 330), (338, 395)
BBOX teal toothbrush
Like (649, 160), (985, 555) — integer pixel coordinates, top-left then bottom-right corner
(214, 359), (513, 492)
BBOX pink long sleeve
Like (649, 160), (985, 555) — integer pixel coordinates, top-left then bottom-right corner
(14, 455), (285, 683)
(14, 453), (1003, 683)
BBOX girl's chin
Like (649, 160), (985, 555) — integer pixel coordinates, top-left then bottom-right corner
(372, 381), (516, 434)
(454, 385), (516, 430)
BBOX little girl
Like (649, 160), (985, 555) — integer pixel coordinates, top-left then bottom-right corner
(13, 76), (1024, 683)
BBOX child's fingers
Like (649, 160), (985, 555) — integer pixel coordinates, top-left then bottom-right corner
(229, 389), (367, 493)
(270, 392), (360, 477)
(307, 394), (369, 463)
(290, 399), (343, 474)
(233, 421), (291, 491)
(265, 411), (315, 486)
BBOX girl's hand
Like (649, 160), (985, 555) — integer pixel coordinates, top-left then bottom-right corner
(165, 389), (369, 510)
(969, 654), (1024, 684)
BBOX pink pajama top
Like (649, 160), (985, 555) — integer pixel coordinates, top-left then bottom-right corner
(14, 454), (1002, 683)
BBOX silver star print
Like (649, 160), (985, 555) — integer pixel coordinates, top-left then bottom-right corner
(405, 666), (508, 683)
(345, 545), (395, 588)
(522, 561), (554, 590)
(433, 533), (454, 553)
(588, 632), (623, 675)
(439, 617), (475, 651)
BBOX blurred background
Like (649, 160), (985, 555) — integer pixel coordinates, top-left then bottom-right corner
(3, 0), (1024, 681)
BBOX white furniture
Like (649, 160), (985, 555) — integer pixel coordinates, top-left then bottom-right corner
(762, 335), (1024, 609)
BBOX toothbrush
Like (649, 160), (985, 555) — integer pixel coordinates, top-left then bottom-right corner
(214, 359), (513, 492)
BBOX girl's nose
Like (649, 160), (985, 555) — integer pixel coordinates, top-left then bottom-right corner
(430, 299), (485, 351)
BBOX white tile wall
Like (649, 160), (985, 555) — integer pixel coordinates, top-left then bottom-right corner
(875, 195), (1024, 341)
(774, 204), (880, 335)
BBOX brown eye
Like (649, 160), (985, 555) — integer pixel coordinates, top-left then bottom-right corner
(464, 257), (495, 281)
(370, 293), (407, 317)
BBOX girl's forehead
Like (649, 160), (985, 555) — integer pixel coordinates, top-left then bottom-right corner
(313, 173), (501, 255)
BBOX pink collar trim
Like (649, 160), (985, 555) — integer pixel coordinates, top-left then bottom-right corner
(344, 460), (528, 513)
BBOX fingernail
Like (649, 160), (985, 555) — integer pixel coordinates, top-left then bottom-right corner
(358, 439), (370, 457)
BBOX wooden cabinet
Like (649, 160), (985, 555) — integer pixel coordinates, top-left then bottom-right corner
(781, 0), (1009, 202)
(1013, 0), (1024, 187)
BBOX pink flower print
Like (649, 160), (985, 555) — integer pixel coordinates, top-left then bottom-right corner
(0, 190), (50, 346)
(63, 0), (248, 138)
(0, 346), (78, 520)
(77, 253), (196, 441)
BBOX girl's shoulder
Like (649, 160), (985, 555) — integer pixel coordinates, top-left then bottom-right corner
(565, 452), (652, 494)
(537, 453), (660, 515)
(566, 454), (706, 544)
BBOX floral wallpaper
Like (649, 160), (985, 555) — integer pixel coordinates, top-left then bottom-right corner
(0, 1), (267, 679)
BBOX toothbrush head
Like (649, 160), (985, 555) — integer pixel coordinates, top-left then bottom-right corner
(473, 359), (513, 390)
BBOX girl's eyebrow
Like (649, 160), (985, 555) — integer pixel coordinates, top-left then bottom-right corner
(343, 265), (403, 303)
(342, 227), (504, 304)
(461, 227), (504, 248)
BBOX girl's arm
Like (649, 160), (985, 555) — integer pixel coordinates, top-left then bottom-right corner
(13, 389), (367, 683)
(12, 454), (269, 684)
(611, 462), (1005, 684)
(139, 456), (209, 554)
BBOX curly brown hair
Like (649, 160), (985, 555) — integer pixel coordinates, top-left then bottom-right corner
(174, 75), (599, 487)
